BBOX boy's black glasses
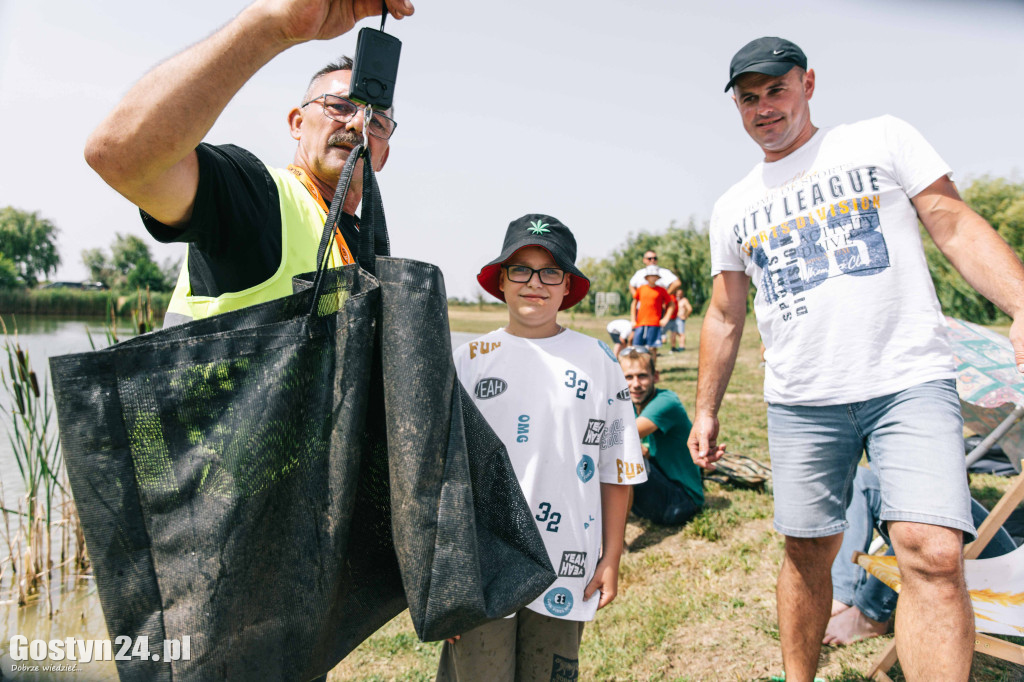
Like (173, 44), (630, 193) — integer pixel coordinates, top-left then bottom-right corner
(503, 265), (566, 285)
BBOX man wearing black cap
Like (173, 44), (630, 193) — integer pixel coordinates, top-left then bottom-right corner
(688, 36), (1024, 680)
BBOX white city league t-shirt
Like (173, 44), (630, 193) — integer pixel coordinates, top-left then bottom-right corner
(710, 115), (957, 405)
(454, 328), (646, 621)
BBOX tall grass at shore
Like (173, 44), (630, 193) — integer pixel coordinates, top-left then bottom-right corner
(0, 287), (169, 317)
(0, 317), (88, 612)
(0, 290), (157, 612)
(85, 289), (157, 349)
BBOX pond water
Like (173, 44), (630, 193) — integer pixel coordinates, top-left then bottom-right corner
(0, 318), (477, 500)
(0, 316), (130, 501)
(0, 316), (478, 678)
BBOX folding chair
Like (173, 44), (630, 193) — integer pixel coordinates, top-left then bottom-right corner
(855, 469), (1024, 680)
(852, 317), (1024, 678)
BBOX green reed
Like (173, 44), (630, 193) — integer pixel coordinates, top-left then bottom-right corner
(85, 288), (155, 350)
(0, 316), (84, 608)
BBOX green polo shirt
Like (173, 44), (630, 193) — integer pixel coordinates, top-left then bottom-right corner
(638, 388), (703, 505)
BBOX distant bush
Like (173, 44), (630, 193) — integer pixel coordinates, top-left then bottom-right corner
(0, 256), (19, 290)
(577, 217), (712, 316)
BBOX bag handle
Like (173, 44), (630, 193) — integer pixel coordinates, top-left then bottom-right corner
(356, 148), (390, 272)
(309, 145), (391, 314)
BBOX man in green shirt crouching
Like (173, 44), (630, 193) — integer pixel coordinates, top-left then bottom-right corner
(619, 347), (706, 525)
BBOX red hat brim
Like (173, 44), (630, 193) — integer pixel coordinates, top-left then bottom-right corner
(477, 257), (590, 311)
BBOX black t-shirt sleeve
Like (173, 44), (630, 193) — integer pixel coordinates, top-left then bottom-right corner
(141, 143), (283, 297)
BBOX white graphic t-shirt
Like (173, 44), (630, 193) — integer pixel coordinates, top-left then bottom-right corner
(606, 319), (633, 337)
(629, 267), (678, 290)
(454, 328), (646, 621)
(710, 115), (956, 405)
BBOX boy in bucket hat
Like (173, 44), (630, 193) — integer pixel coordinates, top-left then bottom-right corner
(437, 214), (647, 681)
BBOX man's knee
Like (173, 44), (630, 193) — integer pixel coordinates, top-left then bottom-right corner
(889, 522), (965, 584)
(784, 533), (843, 569)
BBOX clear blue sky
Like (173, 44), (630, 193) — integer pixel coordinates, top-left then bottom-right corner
(1, 0), (1021, 299)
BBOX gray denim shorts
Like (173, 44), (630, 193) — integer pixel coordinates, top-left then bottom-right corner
(767, 378), (975, 540)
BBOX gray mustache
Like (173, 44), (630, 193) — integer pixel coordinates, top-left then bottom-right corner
(328, 130), (363, 148)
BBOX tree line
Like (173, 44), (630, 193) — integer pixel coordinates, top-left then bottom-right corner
(0, 207), (178, 292)
(3, 174), (1022, 320)
(579, 175), (1024, 324)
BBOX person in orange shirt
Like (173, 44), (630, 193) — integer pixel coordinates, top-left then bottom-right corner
(630, 266), (675, 359)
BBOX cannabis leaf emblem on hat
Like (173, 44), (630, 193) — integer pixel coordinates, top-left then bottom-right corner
(527, 220), (551, 234)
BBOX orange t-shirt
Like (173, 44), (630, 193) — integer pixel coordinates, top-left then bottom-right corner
(634, 285), (672, 327)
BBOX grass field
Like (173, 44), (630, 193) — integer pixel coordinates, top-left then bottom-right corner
(328, 307), (1021, 681)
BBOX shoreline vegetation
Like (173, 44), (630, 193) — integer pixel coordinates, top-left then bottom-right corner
(0, 320), (89, 615)
(0, 288), (170, 319)
(0, 307), (1019, 680)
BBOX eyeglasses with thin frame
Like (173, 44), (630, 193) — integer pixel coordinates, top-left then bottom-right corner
(619, 345), (652, 356)
(502, 264), (566, 285)
(644, 255), (658, 262)
(300, 94), (397, 140)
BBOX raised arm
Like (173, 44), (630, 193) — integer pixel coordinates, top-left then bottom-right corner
(687, 270), (750, 468)
(83, 0), (413, 227)
(913, 176), (1024, 372)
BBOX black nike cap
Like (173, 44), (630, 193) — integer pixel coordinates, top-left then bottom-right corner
(725, 37), (807, 92)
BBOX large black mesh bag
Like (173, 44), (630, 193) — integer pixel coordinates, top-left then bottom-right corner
(50, 146), (554, 681)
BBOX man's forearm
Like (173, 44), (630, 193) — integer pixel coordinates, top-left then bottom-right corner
(917, 177), (1024, 320)
(934, 211), (1024, 319)
(85, 6), (289, 206)
(694, 300), (744, 417)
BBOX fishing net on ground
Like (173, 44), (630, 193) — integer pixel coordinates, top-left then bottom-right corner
(50, 146), (555, 681)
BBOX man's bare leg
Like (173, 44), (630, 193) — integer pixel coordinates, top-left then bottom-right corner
(831, 599), (849, 617)
(887, 521), (972, 680)
(778, 533), (843, 681)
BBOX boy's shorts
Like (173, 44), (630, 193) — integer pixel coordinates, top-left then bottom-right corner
(633, 325), (662, 347)
(436, 608), (585, 682)
(767, 378), (975, 540)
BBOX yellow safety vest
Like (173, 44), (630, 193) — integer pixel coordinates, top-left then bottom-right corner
(166, 165), (352, 322)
